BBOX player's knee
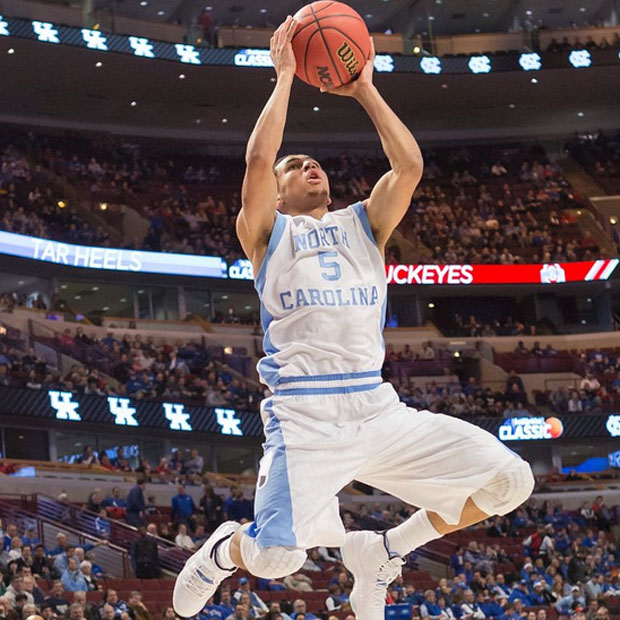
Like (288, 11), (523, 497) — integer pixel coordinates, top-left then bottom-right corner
(240, 536), (306, 578)
(472, 458), (534, 517)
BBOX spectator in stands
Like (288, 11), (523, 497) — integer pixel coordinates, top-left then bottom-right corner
(45, 580), (70, 615)
(291, 600), (317, 620)
(125, 479), (146, 528)
(61, 558), (87, 592)
(556, 586), (585, 615)
(100, 604), (116, 620)
(325, 584), (346, 612)
(161, 608), (181, 620)
(174, 524), (195, 551)
(222, 487), (253, 523)
(79, 561), (98, 591)
(127, 591), (152, 620)
(102, 488), (127, 519)
(185, 449), (204, 476)
(199, 485), (223, 533)
(461, 590), (485, 620)
(233, 579), (267, 616)
(420, 590), (443, 620)
(99, 590), (128, 619)
(283, 573), (313, 592)
(225, 604), (250, 620)
(3, 524), (17, 552)
(78, 446), (98, 466)
(31, 545), (52, 582)
(171, 485), (196, 527)
(130, 527), (160, 579)
(53, 545), (75, 575)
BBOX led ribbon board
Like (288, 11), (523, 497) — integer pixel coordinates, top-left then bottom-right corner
(1, 15), (619, 75)
(0, 230), (228, 278)
(385, 260), (620, 285)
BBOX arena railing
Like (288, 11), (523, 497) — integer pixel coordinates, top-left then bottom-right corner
(0, 496), (131, 577)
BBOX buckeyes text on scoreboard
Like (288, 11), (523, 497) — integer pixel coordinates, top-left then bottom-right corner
(385, 259), (620, 286)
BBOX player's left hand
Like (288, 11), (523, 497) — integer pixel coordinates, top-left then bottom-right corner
(320, 37), (375, 98)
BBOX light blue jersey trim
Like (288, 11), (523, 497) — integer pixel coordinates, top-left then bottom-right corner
(351, 201), (377, 247)
(274, 382), (382, 396)
(257, 303), (280, 386)
(277, 370), (382, 384)
(253, 399), (297, 548)
(255, 211), (287, 296)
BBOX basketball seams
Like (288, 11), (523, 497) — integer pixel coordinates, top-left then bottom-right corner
(303, 29), (322, 85)
(292, 1), (336, 40)
(310, 3), (345, 87)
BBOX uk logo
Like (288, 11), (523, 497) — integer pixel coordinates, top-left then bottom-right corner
(81, 29), (108, 51)
(420, 57), (442, 75)
(175, 44), (201, 64)
(163, 403), (192, 431)
(215, 408), (243, 436)
(49, 390), (81, 421)
(107, 397), (138, 426)
(0, 15), (9, 36)
(128, 36), (155, 58)
(606, 415), (620, 437)
(468, 55), (491, 74)
(519, 53), (541, 71)
(32, 21), (60, 44)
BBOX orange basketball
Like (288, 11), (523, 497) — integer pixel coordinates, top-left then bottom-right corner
(291, 1), (371, 89)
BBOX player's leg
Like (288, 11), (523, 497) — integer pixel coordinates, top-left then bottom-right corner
(340, 385), (534, 620)
(174, 396), (359, 617)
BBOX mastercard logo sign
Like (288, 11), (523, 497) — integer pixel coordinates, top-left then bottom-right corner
(499, 416), (564, 441)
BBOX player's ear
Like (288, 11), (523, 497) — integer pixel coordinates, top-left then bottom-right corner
(327, 195), (332, 207)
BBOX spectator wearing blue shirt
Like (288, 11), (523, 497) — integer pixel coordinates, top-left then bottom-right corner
(223, 487), (253, 523)
(480, 593), (505, 620)
(493, 575), (511, 599)
(420, 590), (443, 620)
(53, 545), (75, 575)
(171, 485), (196, 527)
(61, 558), (87, 592)
(291, 600), (317, 620)
(529, 582), (547, 606)
(508, 582), (533, 606)
(555, 587), (585, 615)
(2, 522), (18, 552)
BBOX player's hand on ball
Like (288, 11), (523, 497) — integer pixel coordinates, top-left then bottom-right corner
(320, 37), (375, 98)
(270, 15), (298, 79)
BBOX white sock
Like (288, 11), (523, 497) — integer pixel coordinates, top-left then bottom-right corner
(385, 509), (442, 557)
(215, 537), (235, 571)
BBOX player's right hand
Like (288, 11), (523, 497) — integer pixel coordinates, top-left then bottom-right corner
(270, 15), (297, 78)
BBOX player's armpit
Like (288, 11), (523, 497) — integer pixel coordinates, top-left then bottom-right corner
(364, 163), (422, 248)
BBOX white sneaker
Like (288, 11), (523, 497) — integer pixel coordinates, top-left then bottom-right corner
(341, 531), (404, 620)
(173, 521), (240, 617)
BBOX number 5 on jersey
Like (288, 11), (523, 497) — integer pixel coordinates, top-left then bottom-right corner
(318, 250), (342, 281)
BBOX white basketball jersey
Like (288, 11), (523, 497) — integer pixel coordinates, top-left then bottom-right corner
(254, 202), (386, 392)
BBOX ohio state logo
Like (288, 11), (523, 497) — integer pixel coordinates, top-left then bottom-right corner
(540, 263), (566, 284)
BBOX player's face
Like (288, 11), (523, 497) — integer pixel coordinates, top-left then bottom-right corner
(275, 155), (331, 213)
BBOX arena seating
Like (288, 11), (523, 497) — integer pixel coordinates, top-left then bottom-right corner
(0, 127), (613, 265)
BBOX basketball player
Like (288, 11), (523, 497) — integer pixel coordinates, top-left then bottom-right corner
(174, 16), (534, 620)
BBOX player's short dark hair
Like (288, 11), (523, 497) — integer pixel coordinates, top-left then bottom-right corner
(273, 154), (313, 174)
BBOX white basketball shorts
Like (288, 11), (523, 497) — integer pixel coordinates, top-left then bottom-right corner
(250, 378), (520, 550)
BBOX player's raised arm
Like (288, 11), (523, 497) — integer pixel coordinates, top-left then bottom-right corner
(236, 16), (297, 269)
(321, 39), (423, 250)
